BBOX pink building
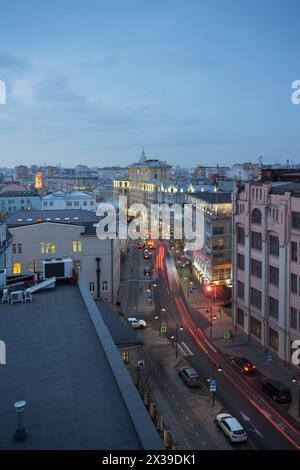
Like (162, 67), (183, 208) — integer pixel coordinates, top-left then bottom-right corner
(232, 181), (300, 364)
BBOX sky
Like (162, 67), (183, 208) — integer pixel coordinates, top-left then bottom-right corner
(0, 0), (300, 168)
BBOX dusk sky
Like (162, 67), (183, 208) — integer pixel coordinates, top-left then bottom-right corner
(0, 0), (300, 168)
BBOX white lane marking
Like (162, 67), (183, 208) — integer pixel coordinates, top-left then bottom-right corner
(177, 344), (188, 357)
(185, 415), (189, 421)
(181, 342), (194, 356)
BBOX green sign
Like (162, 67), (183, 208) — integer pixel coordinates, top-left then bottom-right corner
(160, 321), (167, 334)
(223, 329), (230, 340)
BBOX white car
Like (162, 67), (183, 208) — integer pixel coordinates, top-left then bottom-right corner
(127, 317), (147, 329)
(215, 413), (247, 443)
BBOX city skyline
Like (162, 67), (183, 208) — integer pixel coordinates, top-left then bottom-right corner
(0, 0), (300, 167)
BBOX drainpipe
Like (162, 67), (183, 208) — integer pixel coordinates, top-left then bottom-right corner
(95, 257), (101, 298)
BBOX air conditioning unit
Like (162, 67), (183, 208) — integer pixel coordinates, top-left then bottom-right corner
(42, 258), (73, 279)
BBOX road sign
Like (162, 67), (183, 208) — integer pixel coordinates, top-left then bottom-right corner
(189, 287), (193, 294)
(160, 321), (167, 334)
(210, 379), (216, 392)
(267, 350), (272, 362)
(223, 329), (230, 340)
(147, 291), (152, 300)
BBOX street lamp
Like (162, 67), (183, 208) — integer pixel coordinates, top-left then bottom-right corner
(292, 374), (300, 418)
(171, 324), (184, 358)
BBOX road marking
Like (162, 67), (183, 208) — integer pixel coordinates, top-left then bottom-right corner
(177, 344), (188, 357)
(180, 342), (194, 356)
(185, 415), (189, 421)
(190, 423), (194, 428)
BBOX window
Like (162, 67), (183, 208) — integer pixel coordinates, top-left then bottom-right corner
(291, 241), (298, 262)
(269, 235), (279, 256)
(83, 201), (87, 206)
(251, 258), (262, 278)
(237, 308), (244, 327)
(250, 287), (262, 310)
(12, 243), (16, 255)
(74, 201), (79, 206)
(251, 208), (262, 225)
(269, 328), (278, 351)
(122, 351), (130, 365)
(102, 281), (108, 291)
(212, 226), (224, 235)
(13, 262), (21, 274)
(43, 201), (48, 207)
(292, 212), (300, 229)
(89, 282), (95, 293)
(251, 231), (262, 251)
(49, 201), (53, 206)
(269, 296), (279, 320)
(41, 242), (56, 254)
(291, 307), (297, 330)
(67, 201), (72, 206)
(237, 226), (245, 245)
(17, 243), (22, 254)
(250, 316), (261, 338)
(73, 240), (82, 253)
(237, 281), (244, 300)
(291, 273), (298, 294)
(269, 266), (279, 286)
(237, 253), (245, 271)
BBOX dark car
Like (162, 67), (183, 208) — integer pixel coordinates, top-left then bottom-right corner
(178, 367), (201, 388)
(221, 299), (232, 308)
(230, 356), (256, 374)
(143, 249), (152, 260)
(144, 267), (151, 277)
(259, 379), (292, 404)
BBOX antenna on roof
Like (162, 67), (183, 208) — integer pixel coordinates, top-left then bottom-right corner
(258, 155), (263, 167)
(139, 148), (146, 163)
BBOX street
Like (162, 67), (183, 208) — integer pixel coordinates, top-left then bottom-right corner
(119, 239), (300, 450)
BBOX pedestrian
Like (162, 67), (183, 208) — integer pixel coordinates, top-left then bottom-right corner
(230, 330), (234, 343)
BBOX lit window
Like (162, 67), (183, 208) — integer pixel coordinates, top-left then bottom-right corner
(41, 242), (56, 254)
(13, 262), (21, 274)
(89, 282), (95, 292)
(122, 351), (130, 365)
(73, 241), (82, 253)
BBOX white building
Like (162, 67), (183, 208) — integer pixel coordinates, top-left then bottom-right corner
(42, 190), (96, 211)
(6, 209), (120, 302)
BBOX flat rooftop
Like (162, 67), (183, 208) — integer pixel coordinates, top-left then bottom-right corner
(0, 284), (162, 449)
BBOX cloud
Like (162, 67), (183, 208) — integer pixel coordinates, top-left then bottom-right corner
(34, 76), (85, 104)
(0, 52), (30, 76)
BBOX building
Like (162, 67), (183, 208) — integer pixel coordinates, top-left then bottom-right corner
(0, 279), (163, 449)
(41, 190), (96, 211)
(15, 165), (30, 180)
(0, 191), (41, 215)
(96, 300), (143, 376)
(98, 166), (128, 180)
(45, 174), (98, 191)
(0, 222), (12, 274)
(186, 192), (232, 295)
(232, 181), (300, 364)
(6, 209), (120, 302)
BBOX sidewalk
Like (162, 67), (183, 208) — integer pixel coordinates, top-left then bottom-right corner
(171, 250), (300, 423)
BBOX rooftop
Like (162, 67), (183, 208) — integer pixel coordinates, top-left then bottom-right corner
(189, 191), (232, 204)
(270, 182), (300, 196)
(42, 190), (95, 200)
(96, 300), (143, 348)
(0, 191), (39, 198)
(0, 283), (162, 449)
(6, 209), (100, 227)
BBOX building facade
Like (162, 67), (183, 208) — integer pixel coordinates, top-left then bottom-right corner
(41, 190), (96, 211)
(6, 209), (120, 302)
(0, 222), (12, 274)
(0, 191), (41, 215)
(186, 192), (232, 293)
(232, 181), (300, 364)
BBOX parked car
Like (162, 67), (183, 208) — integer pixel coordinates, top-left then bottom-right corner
(178, 367), (201, 387)
(127, 317), (147, 329)
(259, 379), (292, 404)
(215, 413), (247, 443)
(144, 267), (151, 276)
(143, 249), (152, 260)
(230, 356), (256, 374)
(136, 241), (145, 249)
(221, 299), (232, 308)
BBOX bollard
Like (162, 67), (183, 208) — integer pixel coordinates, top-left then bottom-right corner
(14, 400), (27, 440)
(163, 429), (171, 448)
(149, 402), (156, 420)
(144, 391), (151, 408)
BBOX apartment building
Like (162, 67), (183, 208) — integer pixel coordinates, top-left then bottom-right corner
(41, 190), (96, 211)
(6, 209), (120, 302)
(232, 181), (300, 364)
(186, 192), (232, 295)
(0, 191), (41, 215)
(45, 174), (98, 191)
(0, 221), (12, 274)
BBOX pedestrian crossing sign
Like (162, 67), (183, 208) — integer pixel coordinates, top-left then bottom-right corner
(224, 329), (230, 340)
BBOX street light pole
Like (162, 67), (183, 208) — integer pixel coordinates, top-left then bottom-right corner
(172, 324), (183, 358)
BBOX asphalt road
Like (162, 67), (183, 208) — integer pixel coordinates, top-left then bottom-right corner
(151, 242), (300, 451)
